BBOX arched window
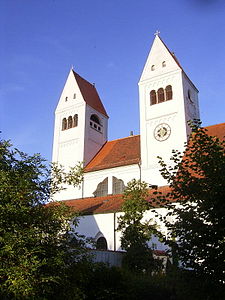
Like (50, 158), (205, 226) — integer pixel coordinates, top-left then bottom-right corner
(150, 90), (157, 105)
(62, 118), (67, 131)
(112, 176), (125, 194)
(151, 65), (155, 71)
(165, 85), (173, 101)
(93, 178), (108, 197)
(157, 88), (165, 103)
(96, 237), (107, 250)
(73, 114), (78, 127)
(90, 114), (100, 125)
(162, 61), (166, 67)
(68, 116), (73, 129)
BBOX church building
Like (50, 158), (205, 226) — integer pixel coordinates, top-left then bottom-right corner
(52, 34), (224, 255)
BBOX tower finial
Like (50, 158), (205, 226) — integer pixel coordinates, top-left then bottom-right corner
(154, 30), (160, 36)
(71, 64), (74, 70)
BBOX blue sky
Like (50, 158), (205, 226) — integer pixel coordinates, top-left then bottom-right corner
(1, 0), (225, 162)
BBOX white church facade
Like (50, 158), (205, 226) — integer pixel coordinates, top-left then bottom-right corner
(51, 34), (224, 255)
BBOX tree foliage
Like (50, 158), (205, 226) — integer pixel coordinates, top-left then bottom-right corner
(117, 179), (160, 273)
(0, 139), (87, 299)
(156, 122), (225, 285)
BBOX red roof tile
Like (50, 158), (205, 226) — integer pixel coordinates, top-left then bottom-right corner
(84, 123), (224, 173)
(205, 122), (225, 140)
(73, 70), (108, 118)
(85, 135), (140, 172)
(54, 185), (172, 215)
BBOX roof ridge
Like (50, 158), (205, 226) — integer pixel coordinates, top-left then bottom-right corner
(72, 69), (108, 117)
(107, 134), (140, 143)
(204, 122), (225, 129)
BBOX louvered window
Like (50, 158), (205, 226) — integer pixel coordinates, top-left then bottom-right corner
(150, 90), (157, 105)
(157, 88), (165, 103)
(165, 85), (173, 101)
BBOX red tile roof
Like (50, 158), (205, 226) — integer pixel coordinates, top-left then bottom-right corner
(55, 185), (171, 215)
(84, 123), (224, 173)
(85, 135), (140, 172)
(53, 123), (224, 215)
(205, 122), (225, 140)
(73, 70), (108, 118)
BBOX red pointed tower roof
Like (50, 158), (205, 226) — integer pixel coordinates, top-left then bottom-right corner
(72, 70), (108, 118)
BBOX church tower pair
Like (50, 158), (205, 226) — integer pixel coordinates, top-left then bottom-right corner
(52, 34), (200, 196)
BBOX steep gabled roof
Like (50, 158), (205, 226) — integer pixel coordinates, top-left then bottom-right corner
(85, 135), (140, 172)
(73, 70), (108, 117)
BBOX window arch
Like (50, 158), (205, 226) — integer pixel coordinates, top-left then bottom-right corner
(151, 65), (155, 71)
(150, 90), (157, 105)
(165, 85), (173, 101)
(162, 61), (166, 67)
(62, 118), (67, 131)
(96, 237), (107, 250)
(157, 88), (165, 103)
(112, 177), (125, 194)
(73, 114), (78, 127)
(90, 114), (100, 125)
(93, 178), (108, 197)
(68, 116), (73, 129)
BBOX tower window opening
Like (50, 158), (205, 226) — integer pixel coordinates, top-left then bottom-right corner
(62, 118), (67, 131)
(162, 61), (166, 67)
(165, 85), (173, 101)
(65, 97), (68, 102)
(151, 65), (155, 71)
(158, 88), (165, 103)
(188, 89), (193, 102)
(68, 116), (73, 129)
(73, 114), (78, 127)
(90, 114), (101, 125)
(73, 93), (76, 99)
(150, 90), (157, 105)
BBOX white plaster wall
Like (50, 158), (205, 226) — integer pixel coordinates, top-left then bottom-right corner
(83, 164), (140, 198)
(182, 73), (200, 130)
(76, 208), (169, 252)
(52, 69), (87, 168)
(84, 105), (108, 166)
(138, 36), (198, 187)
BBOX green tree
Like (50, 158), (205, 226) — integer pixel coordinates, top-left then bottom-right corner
(0, 139), (87, 299)
(157, 122), (225, 286)
(117, 179), (161, 273)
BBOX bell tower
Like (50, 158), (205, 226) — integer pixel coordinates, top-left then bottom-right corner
(52, 69), (108, 200)
(139, 33), (200, 186)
